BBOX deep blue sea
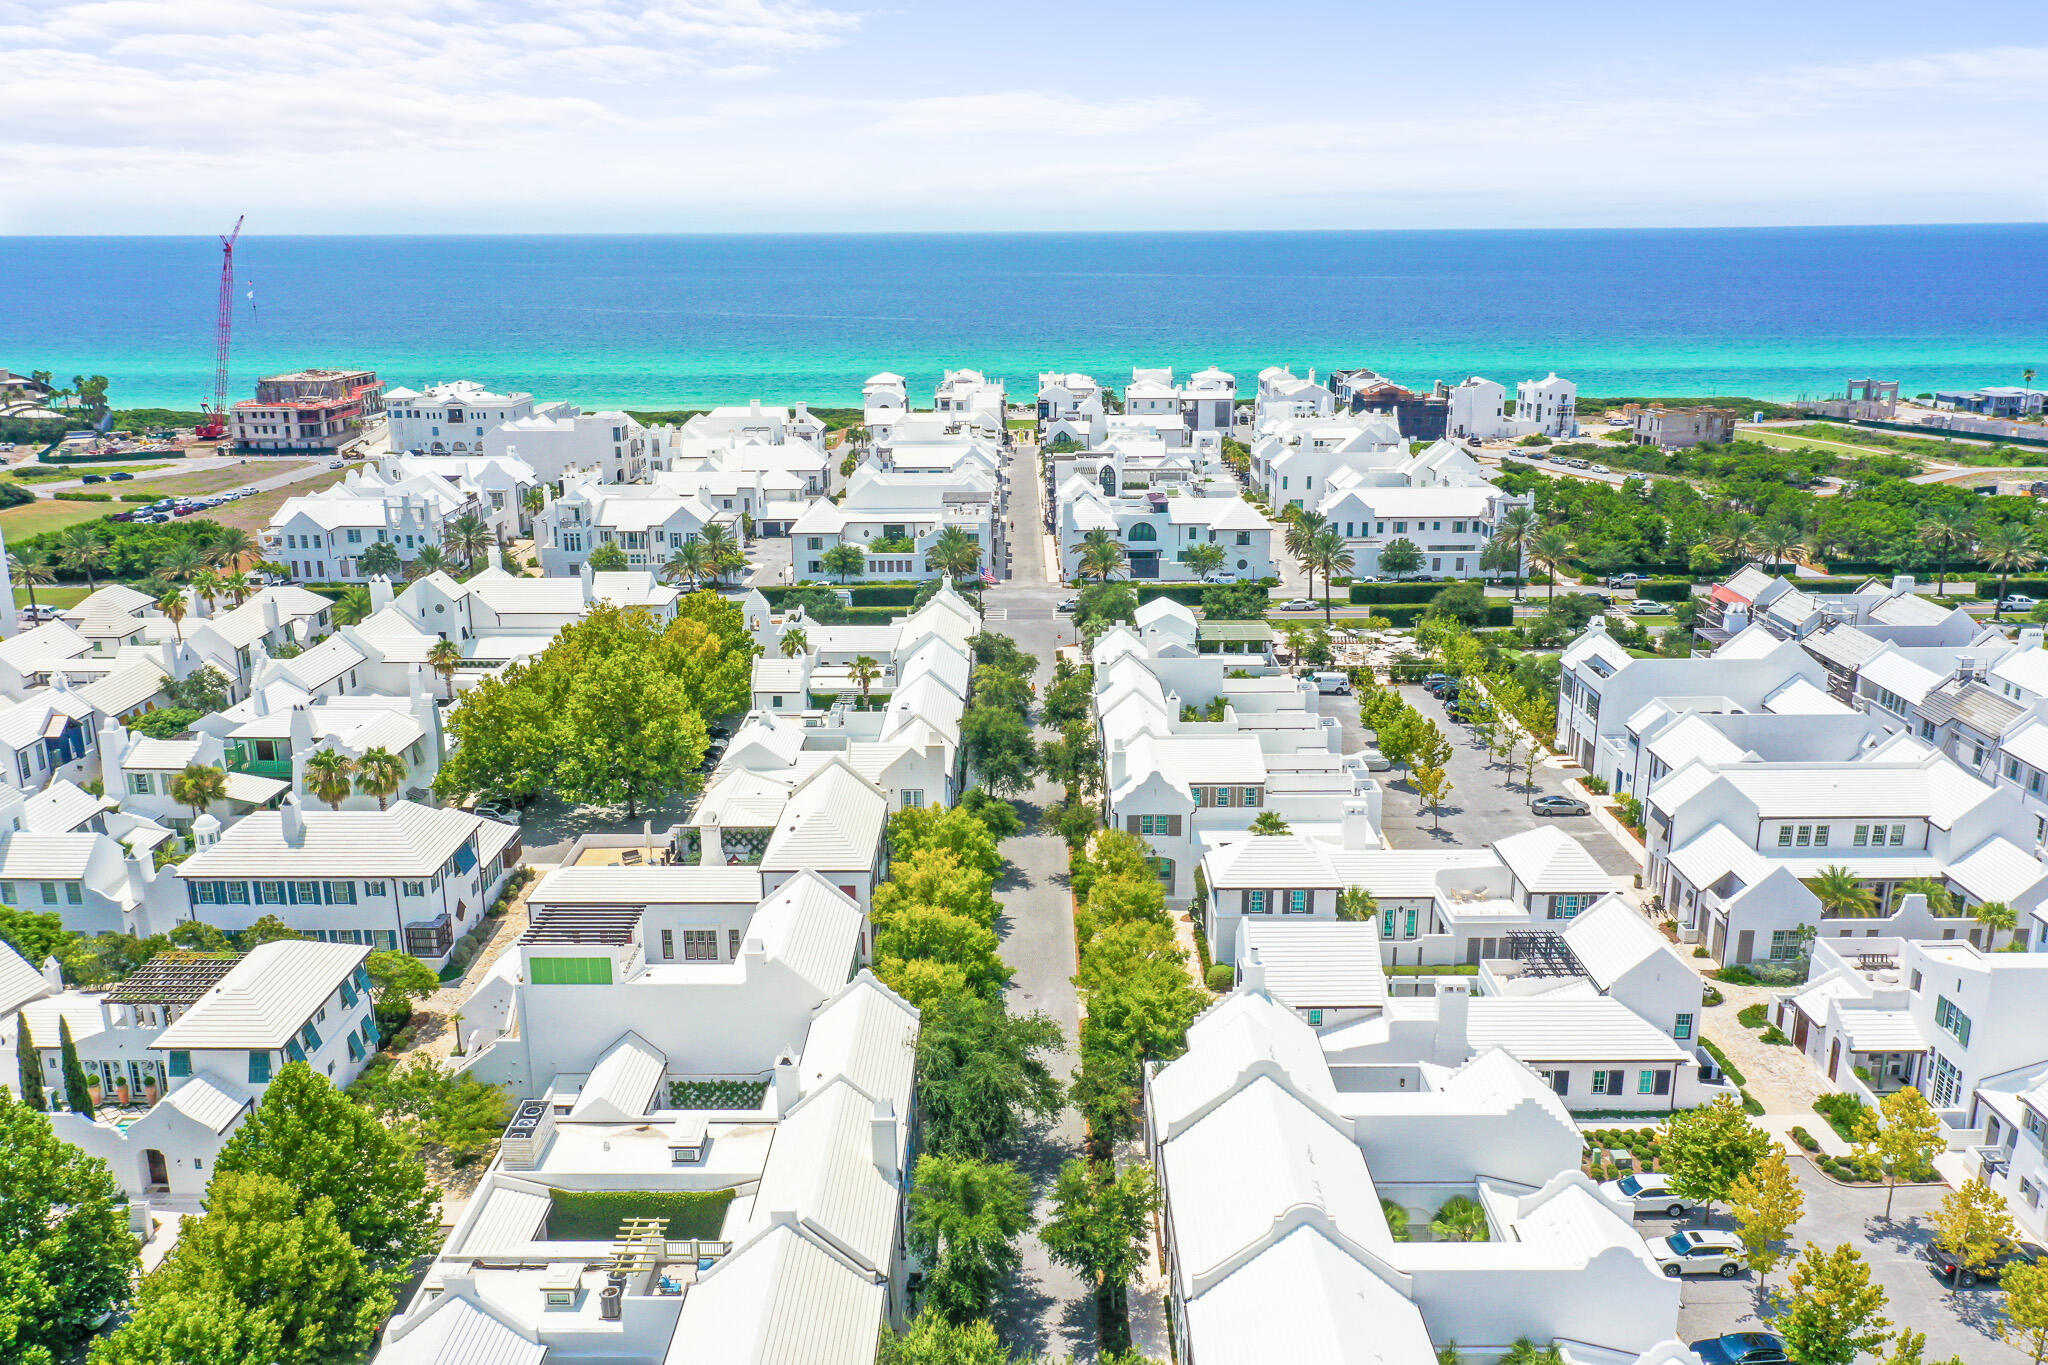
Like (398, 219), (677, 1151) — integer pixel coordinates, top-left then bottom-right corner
(2, 226), (2043, 411)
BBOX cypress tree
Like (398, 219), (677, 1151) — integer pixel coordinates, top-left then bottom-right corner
(14, 1016), (44, 1110)
(59, 1014), (94, 1119)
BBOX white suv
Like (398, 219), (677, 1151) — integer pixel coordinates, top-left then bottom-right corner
(1601, 1172), (1690, 1217)
(1650, 1230), (1743, 1279)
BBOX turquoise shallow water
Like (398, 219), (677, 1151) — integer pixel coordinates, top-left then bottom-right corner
(1, 226), (2043, 410)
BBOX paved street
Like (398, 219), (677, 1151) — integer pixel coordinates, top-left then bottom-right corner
(980, 440), (1101, 1360)
(1359, 681), (1642, 881)
(1673, 1161), (2023, 1363)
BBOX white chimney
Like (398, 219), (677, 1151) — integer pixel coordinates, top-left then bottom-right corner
(2022, 628), (2045, 655)
(701, 818), (722, 866)
(1434, 979), (1472, 1065)
(369, 575), (394, 613)
(1341, 800), (1375, 851)
(1238, 946), (1263, 994)
(772, 1052), (800, 1114)
(1891, 575), (1915, 597)
(40, 955), (63, 990)
(870, 1098), (898, 1180)
(279, 795), (306, 846)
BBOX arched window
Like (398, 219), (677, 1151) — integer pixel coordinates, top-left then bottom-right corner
(1099, 466), (1116, 496)
(1128, 522), (1157, 542)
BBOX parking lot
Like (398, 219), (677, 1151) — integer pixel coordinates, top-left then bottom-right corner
(1330, 681), (1641, 881)
(1669, 1162), (2023, 1362)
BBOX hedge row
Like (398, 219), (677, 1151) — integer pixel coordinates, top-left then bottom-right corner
(1979, 578), (2048, 598)
(1347, 582), (1461, 605)
(1635, 580), (1695, 602)
(53, 491), (113, 502)
(763, 581), (980, 608)
(1133, 584), (1212, 607)
(39, 450), (190, 465)
(1340, 603), (1513, 628)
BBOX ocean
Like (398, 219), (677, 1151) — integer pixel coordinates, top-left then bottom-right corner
(2, 226), (2043, 412)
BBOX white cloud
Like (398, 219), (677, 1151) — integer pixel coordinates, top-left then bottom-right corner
(0, 3), (2043, 232)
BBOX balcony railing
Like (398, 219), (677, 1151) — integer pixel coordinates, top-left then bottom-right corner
(227, 752), (292, 780)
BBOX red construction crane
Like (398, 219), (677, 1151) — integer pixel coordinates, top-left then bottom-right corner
(195, 215), (244, 441)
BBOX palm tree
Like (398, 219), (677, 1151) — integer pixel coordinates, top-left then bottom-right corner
(1706, 513), (1762, 566)
(1309, 526), (1354, 624)
(1758, 520), (1805, 570)
(661, 540), (711, 590)
(1282, 508), (1327, 566)
(698, 523), (740, 585)
(158, 543), (206, 583)
(1493, 506), (1538, 600)
(1529, 527), (1573, 604)
(1977, 519), (2043, 618)
(352, 746), (407, 811)
(426, 638), (462, 699)
(779, 626), (809, 659)
(927, 526), (982, 582)
(1917, 502), (1978, 595)
(1077, 529), (1126, 583)
(303, 747), (356, 811)
(168, 763), (228, 828)
(1973, 899), (2018, 948)
(156, 588), (188, 642)
(219, 570), (252, 605)
(1429, 1195), (1490, 1243)
(1248, 810), (1290, 835)
(1805, 864), (1874, 918)
(849, 655), (881, 708)
(444, 514), (494, 570)
(52, 527), (107, 588)
(190, 570), (225, 614)
(522, 485), (546, 526)
(408, 545), (449, 580)
(331, 586), (373, 626)
(9, 554), (54, 616)
(204, 528), (255, 570)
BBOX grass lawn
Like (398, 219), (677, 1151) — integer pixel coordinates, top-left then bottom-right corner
(545, 1189), (735, 1242)
(1742, 427), (1898, 458)
(0, 499), (126, 539)
(205, 474), (332, 535)
(127, 460), (317, 499)
(17, 585), (94, 610)
(5, 462), (183, 482)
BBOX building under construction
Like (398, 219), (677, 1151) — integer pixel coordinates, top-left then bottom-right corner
(229, 368), (385, 455)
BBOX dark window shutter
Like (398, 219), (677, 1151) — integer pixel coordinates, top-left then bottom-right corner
(1607, 1070), (1625, 1095)
(1552, 1070), (1570, 1096)
(1127, 815), (1141, 834)
(1654, 1070), (1672, 1096)
(1167, 814), (1182, 837)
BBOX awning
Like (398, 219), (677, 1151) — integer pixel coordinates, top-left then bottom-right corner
(40, 714), (70, 741)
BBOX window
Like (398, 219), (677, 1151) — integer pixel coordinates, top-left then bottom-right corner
(1240, 786), (1260, 807)
(660, 929), (673, 959)
(1307, 1008), (1324, 1026)
(1138, 814), (1172, 836)
(2024, 1180), (2042, 1210)
(1639, 1070), (1657, 1094)
(128, 773), (152, 795)
(1935, 995), (1972, 1046)
(1247, 890), (1267, 914)
(1769, 930), (1806, 960)
(325, 881), (356, 904)
(729, 929), (742, 958)
(363, 881), (387, 897)
(1286, 889), (1309, 914)
(1550, 893), (1590, 920)
(254, 880), (286, 904)
(1930, 1053), (1962, 1108)
(2025, 1106), (2047, 1145)
(64, 883), (81, 905)
(1674, 1012), (1694, 1041)
(1795, 825), (1812, 847)
(683, 929), (719, 961)
(1889, 824), (1906, 846)
(40, 882), (57, 905)
(1151, 857), (1175, 885)
(901, 789), (924, 810)
(1212, 786), (1232, 808)
(1813, 826), (1830, 847)
(248, 1051), (271, 1084)
(1778, 826), (1794, 847)
(1854, 824), (1869, 847)
(1591, 1070), (1612, 1095)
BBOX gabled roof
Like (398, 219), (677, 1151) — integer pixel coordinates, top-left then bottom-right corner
(797, 972), (919, 1110)
(161, 1073), (254, 1134)
(0, 940), (51, 1019)
(1239, 920), (1385, 1008)
(1493, 826), (1613, 894)
(760, 761), (886, 873)
(1560, 897), (1675, 990)
(177, 800), (502, 878)
(666, 1221), (885, 1365)
(570, 1031), (666, 1120)
(151, 941), (368, 1050)
(377, 1289), (546, 1365)
(1204, 834), (1338, 889)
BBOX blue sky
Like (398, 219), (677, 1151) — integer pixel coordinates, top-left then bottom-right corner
(1, 0), (2043, 233)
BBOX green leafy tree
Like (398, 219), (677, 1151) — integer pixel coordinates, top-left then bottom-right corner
(1429, 1194), (1490, 1242)
(585, 542), (630, 572)
(957, 787), (1022, 840)
(878, 1313), (1019, 1365)
(330, 585), (373, 626)
(1728, 1148), (1804, 1297)
(212, 1062), (439, 1280)
(356, 539), (402, 578)
(1999, 1258), (2048, 1363)
(888, 805), (1005, 879)
(1040, 1158), (1162, 1349)
(347, 1056), (513, 1165)
(1183, 541), (1226, 579)
(58, 1015), (94, 1118)
(914, 993), (1064, 1160)
(238, 914), (306, 947)
(907, 1154), (1033, 1323)
(874, 905), (1008, 1005)
(94, 1172), (388, 1365)
(366, 948), (440, 1014)
(1849, 1086), (1947, 1218)
(1661, 1093), (1773, 1221)
(162, 665), (232, 714)
(13, 1016), (44, 1111)
(0, 1087), (137, 1362)
(1773, 1242), (1891, 1365)
(927, 526), (983, 581)
(822, 542), (867, 582)
(552, 644), (707, 817)
(1929, 1177), (2016, 1288)
(873, 848), (1000, 929)
(1378, 536), (1423, 581)
(962, 703), (1037, 796)
(1414, 762), (1454, 830)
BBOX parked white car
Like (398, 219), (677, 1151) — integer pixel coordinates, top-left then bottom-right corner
(1600, 1172), (1690, 1217)
(1649, 1230), (1743, 1279)
(2001, 595), (2037, 612)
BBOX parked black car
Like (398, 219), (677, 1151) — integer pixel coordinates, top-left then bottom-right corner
(1688, 1333), (1789, 1365)
(1926, 1239), (2042, 1286)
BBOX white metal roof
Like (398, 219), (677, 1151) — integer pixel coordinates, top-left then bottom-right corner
(529, 866), (763, 907)
(1841, 1009), (1932, 1053)
(1946, 837), (2048, 905)
(1466, 999), (1690, 1063)
(151, 941), (366, 1050)
(1183, 1223), (1432, 1365)
(667, 1221), (885, 1365)
(797, 973), (919, 1110)
(176, 800), (500, 878)
(1561, 896), (1673, 989)
(1493, 826), (1613, 894)
(160, 1073), (254, 1134)
(746, 1081), (897, 1272)
(1239, 920), (1385, 1008)
(570, 1031), (665, 1120)
(1203, 834), (1338, 889)
(378, 1291), (546, 1365)
(0, 941), (49, 1018)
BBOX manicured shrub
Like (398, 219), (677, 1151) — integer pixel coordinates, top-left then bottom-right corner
(1204, 963), (1235, 993)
